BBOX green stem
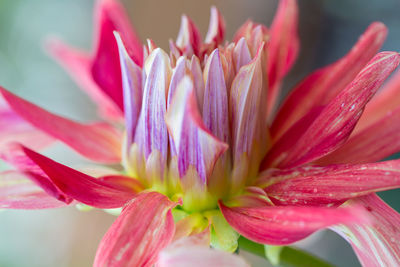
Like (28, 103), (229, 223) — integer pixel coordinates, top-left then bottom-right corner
(238, 236), (335, 267)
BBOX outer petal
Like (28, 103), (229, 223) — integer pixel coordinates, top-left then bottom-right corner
(263, 52), (400, 169)
(0, 87), (122, 163)
(8, 144), (139, 208)
(220, 201), (368, 245)
(271, 22), (388, 140)
(317, 106), (400, 164)
(165, 76), (228, 183)
(318, 70), (400, 164)
(332, 194), (400, 267)
(115, 32), (143, 148)
(0, 98), (54, 150)
(0, 171), (68, 209)
(45, 38), (123, 120)
(258, 160), (400, 206)
(202, 49), (230, 144)
(356, 69), (400, 131)
(94, 191), (176, 267)
(267, 0), (299, 113)
(91, 0), (143, 111)
(157, 246), (249, 267)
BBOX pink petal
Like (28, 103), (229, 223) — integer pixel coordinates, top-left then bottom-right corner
(258, 160), (400, 206)
(176, 15), (202, 57)
(332, 194), (400, 267)
(317, 106), (400, 164)
(157, 246), (249, 267)
(91, 0), (143, 111)
(356, 69), (400, 132)
(267, 0), (299, 113)
(220, 201), (368, 245)
(94, 191), (176, 267)
(0, 98), (54, 150)
(165, 77), (228, 183)
(0, 87), (122, 163)
(317, 69), (400, 164)
(134, 48), (171, 170)
(204, 6), (225, 47)
(13, 145), (138, 208)
(45, 38), (123, 121)
(271, 22), (388, 140)
(203, 49), (230, 144)
(0, 171), (69, 209)
(263, 52), (400, 169)
(114, 32), (143, 148)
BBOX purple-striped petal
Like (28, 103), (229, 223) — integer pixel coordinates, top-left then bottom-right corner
(135, 49), (171, 160)
(114, 32), (143, 148)
(203, 49), (230, 144)
(165, 76), (228, 183)
(230, 45), (268, 191)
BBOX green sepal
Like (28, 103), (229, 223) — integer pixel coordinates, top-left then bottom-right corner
(204, 210), (240, 252)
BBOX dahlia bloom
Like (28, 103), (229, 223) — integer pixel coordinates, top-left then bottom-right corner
(1, 0), (400, 266)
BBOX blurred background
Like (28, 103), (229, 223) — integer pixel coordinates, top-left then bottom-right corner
(0, 0), (400, 266)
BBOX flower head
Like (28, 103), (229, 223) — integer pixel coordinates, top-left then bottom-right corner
(1, 0), (400, 266)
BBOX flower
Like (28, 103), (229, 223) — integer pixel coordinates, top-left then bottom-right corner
(1, 0), (400, 266)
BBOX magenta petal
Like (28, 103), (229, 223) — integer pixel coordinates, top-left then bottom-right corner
(91, 0), (143, 111)
(259, 160), (400, 206)
(264, 52), (400, 168)
(220, 201), (368, 245)
(332, 194), (400, 267)
(166, 77), (228, 182)
(203, 49), (230, 143)
(114, 32), (143, 148)
(94, 191), (176, 267)
(267, 0), (299, 113)
(271, 22), (388, 140)
(45, 38), (123, 121)
(16, 145), (137, 208)
(317, 106), (400, 165)
(158, 246), (249, 267)
(0, 87), (122, 163)
(0, 98), (54, 150)
(0, 171), (69, 209)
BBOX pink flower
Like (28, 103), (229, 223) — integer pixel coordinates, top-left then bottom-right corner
(1, 0), (400, 266)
